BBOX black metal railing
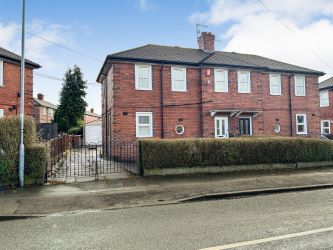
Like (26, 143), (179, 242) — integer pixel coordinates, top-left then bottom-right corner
(48, 138), (138, 180)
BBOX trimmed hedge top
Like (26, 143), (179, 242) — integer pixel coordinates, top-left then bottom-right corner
(140, 137), (333, 169)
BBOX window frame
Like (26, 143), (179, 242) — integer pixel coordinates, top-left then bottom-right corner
(171, 67), (187, 92)
(269, 73), (282, 95)
(0, 109), (3, 118)
(296, 114), (308, 135)
(0, 60), (3, 87)
(237, 71), (251, 93)
(320, 90), (329, 107)
(321, 120), (330, 135)
(135, 64), (152, 90)
(136, 112), (153, 138)
(294, 75), (306, 96)
(214, 68), (228, 92)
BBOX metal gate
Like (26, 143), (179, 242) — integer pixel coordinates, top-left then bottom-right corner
(47, 139), (138, 181)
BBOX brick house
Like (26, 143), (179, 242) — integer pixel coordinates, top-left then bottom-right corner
(0, 47), (40, 118)
(319, 77), (333, 136)
(33, 93), (100, 125)
(97, 32), (324, 148)
(33, 93), (57, 123)
(84, 108), (101, 124)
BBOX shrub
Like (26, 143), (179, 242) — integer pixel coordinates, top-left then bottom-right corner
(0, 116), (39, 184)
(140, 137), (333, 169)
(25, 144), (49, 179)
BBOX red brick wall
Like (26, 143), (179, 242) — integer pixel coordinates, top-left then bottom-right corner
(102, 62), (320, 143)
(0, 61), (34, 117)
(33, 104), (55, 123)
(320, 89), (333, 134)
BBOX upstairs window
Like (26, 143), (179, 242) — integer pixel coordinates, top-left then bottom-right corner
(171, 67), (186, 92)
(214, 69), (228, 92)
(238, 71), (251, 93)
(321, 120), (330, 135)
(296, 114), (307, 134)
(295, 75), (306, 96)
(0, 60), (3, 87)
(0, 109), (3, 118)
(269, 74), (281, 95)
(136, 112), (153, 137)
(320, 90), (329, 107)
(135, 64), (152, 90)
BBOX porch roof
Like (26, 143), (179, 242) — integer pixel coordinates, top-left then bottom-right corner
(209, 109), (260, 117)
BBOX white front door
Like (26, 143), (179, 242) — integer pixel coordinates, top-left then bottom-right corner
(215, 117), (229, 138)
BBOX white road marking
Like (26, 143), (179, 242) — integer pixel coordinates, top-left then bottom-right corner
(200, 226), (333, 250)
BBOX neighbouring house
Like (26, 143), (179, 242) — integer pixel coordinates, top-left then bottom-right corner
(0, 47), (40, 118)
(97, 32), (324, 150)
(33, 93), (57, 123)
(319, 77), (333, 137)
(84, 108), (101, 124)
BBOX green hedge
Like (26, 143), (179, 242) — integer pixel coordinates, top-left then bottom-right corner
(140, 138), (333, 169)
(0, 116), (44, 184)
(25, 144), (49, 179)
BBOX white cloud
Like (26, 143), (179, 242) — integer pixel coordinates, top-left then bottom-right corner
(189, 0), (333, 79)
(138, 0), (152, 10)
(0, 20), (69, 69)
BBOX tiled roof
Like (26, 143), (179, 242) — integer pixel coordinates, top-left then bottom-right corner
(0, 47), (40, 68)
(97, 44), (324, 81)
(85, 111), (101, 118)
(33, 98), (57, 109)
(319, 76), (333, 90)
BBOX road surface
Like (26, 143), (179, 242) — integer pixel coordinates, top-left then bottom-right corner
(0, 188), (332, 250)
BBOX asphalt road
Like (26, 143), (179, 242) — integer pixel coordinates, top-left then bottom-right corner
(0, 189), (332, 250)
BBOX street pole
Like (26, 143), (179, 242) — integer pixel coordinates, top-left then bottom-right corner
(18, 0), (26, 187)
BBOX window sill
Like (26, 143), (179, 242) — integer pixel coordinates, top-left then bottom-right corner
(296, 132), (308, 135)
(135, 88), (153, 91)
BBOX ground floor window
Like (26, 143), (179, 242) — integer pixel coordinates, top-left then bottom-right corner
(0, 109), (3, 118)
(296, 114), (307, 134)
(239, 117), (252, 135)
(136, 112), (153, 137)
(321, 120), (330, 135)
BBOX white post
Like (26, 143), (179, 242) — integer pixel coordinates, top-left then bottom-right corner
(18, 0), (26, 187)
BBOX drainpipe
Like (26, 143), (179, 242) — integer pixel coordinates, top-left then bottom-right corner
(288, 74), (294, 137)
(199, 67), (204, 137)
(160, 63), (164, 138)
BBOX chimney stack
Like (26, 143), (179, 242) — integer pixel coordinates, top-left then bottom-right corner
(198, 32), (215, 52)
(37, 93), (44, 100)
(90, 108), (94, 113)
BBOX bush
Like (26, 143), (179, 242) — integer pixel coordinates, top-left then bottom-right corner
(25, 144), (49, 179)
(0, 116), (40, 184)
(140, 138), (333, 169)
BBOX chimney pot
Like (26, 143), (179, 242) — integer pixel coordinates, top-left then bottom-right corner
(90, 108), (94, 113)
(198, 32), (215, 52)
(37, 93), (44, 100)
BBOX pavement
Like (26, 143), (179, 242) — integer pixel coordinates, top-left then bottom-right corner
(0, 168), (333, 217)
(0, 188), (332, 249)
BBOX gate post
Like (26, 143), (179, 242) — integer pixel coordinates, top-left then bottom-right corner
(95, 145), (99, 181)
(138, 141), (144, 177)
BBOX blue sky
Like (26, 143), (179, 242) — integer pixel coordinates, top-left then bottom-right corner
(1, 0), (333, 114)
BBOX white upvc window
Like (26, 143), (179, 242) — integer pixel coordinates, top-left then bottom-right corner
(136, 112), (153, 138)
(321, 120), (330, 135)
(214, 69), (228, 92)
(135, 64), (152, 90)
(0, 109), (3, 118)
(295, 75), (306, 96)
(171, 67), (186, 92)
(237, 71), (251, 93)
(0, 60), (3, 87)
(269, 74), (281, 95)
(296, 114), (307, 134)
(320, 90), (329, 107)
